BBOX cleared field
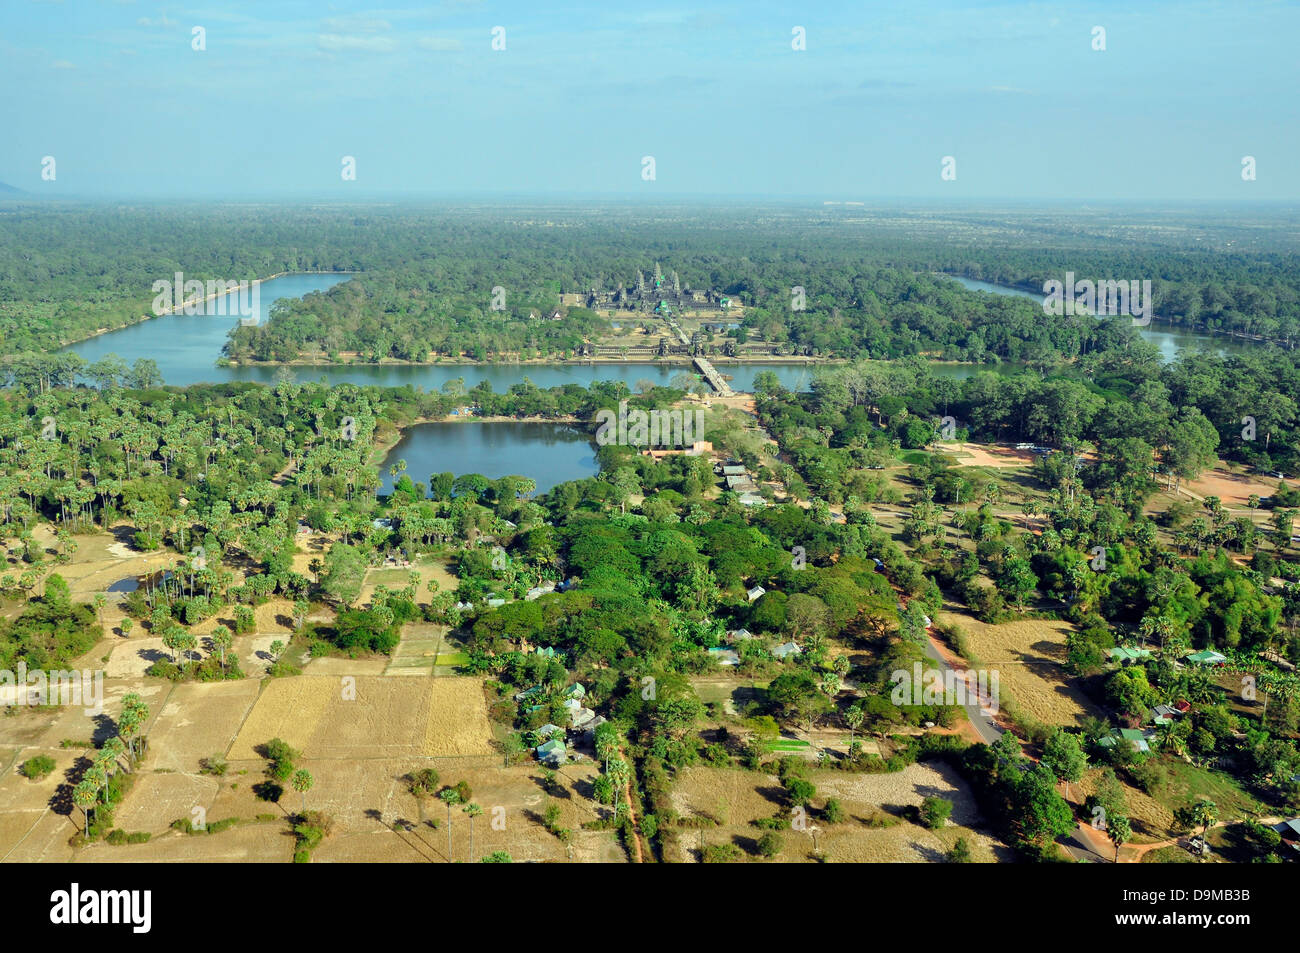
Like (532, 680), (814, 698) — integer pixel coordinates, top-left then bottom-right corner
(105, 637), (170, 678)
(190, 598), (297, 636)
(227, 675), (493, 760)
(305, 759), (606, 863)
(1179, 466), (1280, 510)
(937, 606), (1104, 727)
(668, 762), (1008, 863)
(145, 680), (262, 773)
(936, 441), (1038, 470)
(356, 557), (455, 607)
(112, 772), (221, 831)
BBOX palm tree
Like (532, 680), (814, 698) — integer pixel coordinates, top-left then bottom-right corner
(463, 802), (483, 861)
(73, 781), (98, 833)
(117, 713), (140, 769)
(1108, 815), (1132, 862)
(439, 788), (461, 860)
(595, 733), (618, 774)
(92, 749), (116, 789)
(606, 758), (631, 823)
(211, 625), (232, 673)
(102, 737), (127, 776)
(291, 769), (314, 814)
(1194, 799), (1218, 840)
(85, 765), (108, 805)
(844, 704), (864, 746)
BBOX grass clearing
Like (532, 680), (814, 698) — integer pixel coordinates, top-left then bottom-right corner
(937, 606), (1103, 727)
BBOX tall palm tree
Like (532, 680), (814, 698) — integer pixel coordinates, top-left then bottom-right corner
(439, 788), (461, 860)
(463, 802), (483, 861)
(844, 704), (864, 746)
(72, 781), (98, 833)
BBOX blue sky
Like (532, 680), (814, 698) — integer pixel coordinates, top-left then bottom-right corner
(2, 0), (1297, 200)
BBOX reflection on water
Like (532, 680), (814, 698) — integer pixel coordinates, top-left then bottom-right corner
(376, 421), (599, 495)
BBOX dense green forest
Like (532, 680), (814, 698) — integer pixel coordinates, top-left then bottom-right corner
(4, 203), (1300, 365)
(3, 201), (1300, 863)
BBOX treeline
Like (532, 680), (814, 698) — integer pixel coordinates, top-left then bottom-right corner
(5, 203), (1300, 364)
(758, 342), (1300, 482)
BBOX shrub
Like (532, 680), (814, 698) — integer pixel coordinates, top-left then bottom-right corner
(756, 831), (783, 858)
(702, 842), (741, 863)
(19, 755), (56, 780)
(919, 796), (953, 830)
(823, 798), (845, 824)
(946, 837), (972, 863)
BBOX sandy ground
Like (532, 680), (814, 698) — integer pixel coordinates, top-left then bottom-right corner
(936, 441), (1038, 469)
(1176, 466), (1282, 510)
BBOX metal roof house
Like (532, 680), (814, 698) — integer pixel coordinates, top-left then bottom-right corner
(536, 738), (566, 766)
(708, 647), (741, 666)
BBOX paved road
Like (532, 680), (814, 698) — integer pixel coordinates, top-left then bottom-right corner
(922, 634), (1003, 745)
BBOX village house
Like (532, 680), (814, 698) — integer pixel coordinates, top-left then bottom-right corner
(708, 647), (741, 667)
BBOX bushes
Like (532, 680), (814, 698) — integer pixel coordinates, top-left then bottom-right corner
(105, 829), (151, 845)
(261, 737), (300, 781)
(170, 817), (237, 835)
(702, 842), (742, 863)
(933, 620), (970, 657)
(919, 796), (953, 829)
(292, 811), (333, 863)
(19, 755), (55, 780)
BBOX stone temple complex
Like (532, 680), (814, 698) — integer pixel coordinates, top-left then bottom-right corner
(582, 262), (732, 316)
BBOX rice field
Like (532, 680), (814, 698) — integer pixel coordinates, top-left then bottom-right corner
(227, 675), (494, 760)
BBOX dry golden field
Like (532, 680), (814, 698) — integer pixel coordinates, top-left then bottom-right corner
(937, 607), (1104, 727)
(227, 675), (494, 761)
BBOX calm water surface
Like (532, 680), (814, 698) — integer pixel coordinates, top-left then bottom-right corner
(377, 421), (599, 495)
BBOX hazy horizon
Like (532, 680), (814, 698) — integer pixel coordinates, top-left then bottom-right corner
(4, 0), (1298, 201)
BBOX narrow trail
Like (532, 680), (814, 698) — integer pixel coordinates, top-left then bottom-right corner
(617, 746), (646, 863)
